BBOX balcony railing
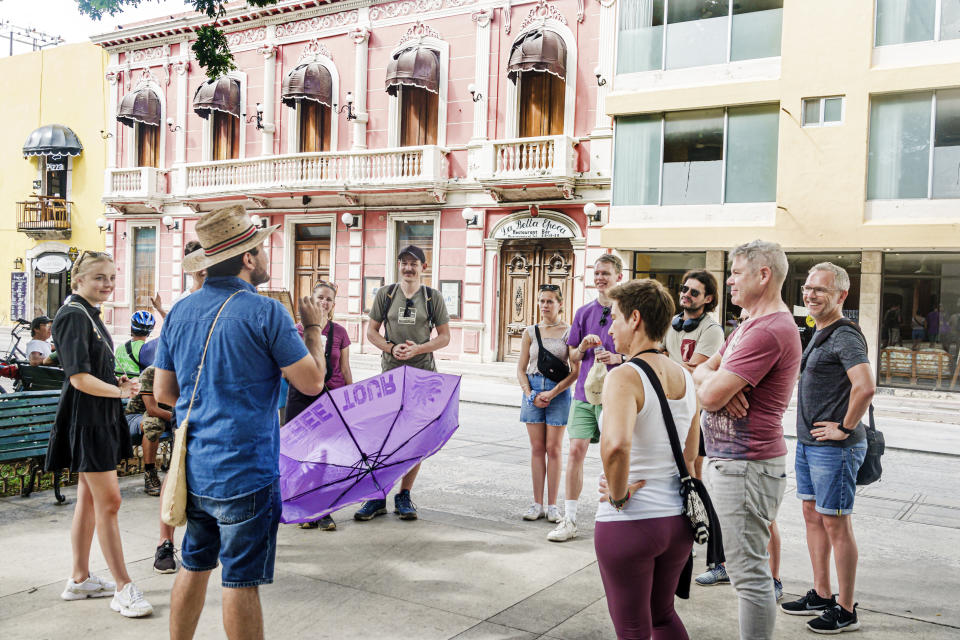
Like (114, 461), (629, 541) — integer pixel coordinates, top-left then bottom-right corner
(16, 196), (72, 233)
(477, 135), (578, 181)
(178, 146), (448, 197)
(104, 167), (166, 199)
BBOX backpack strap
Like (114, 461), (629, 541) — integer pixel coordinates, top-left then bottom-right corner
(323, 320), (334, 382)
(422, 285), (436, 329)
(378, 284), (400, 344)
(124, 340), (141, 371)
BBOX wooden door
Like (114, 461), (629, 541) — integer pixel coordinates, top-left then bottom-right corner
(299, 101), (330, 152)
(498, 241), (574, 360)
(137, 123), (159, 167)
(400, 86), (439, 147)
(519, 72), (565, 138)
(213, 112), (239, 160)
(292, 227), (331, 321)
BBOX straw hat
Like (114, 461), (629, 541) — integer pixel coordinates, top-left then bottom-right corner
(182, 204), (279, 273)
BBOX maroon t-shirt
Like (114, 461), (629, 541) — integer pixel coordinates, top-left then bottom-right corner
(702, 311), (801, 461)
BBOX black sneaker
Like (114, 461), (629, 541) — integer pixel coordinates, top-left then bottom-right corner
(318, 515), (336, 531)
(153, 540), (178, 574)
(144, 469), (161, 497)
(807, 603), (860, 634)
(781, 589), (836, 616)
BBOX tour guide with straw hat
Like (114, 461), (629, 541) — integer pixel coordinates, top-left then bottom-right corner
(151, 204), (329, 638)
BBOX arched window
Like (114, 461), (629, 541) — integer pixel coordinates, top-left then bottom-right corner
(117, 86), (162, 167)
(508, 30), (567, 138)
(386, 46), (441, 147)
(194, 77), (241, 161)
(283, 62), (334, 152)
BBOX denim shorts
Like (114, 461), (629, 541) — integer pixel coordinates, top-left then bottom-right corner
(795, 441), (867, 516)
(181, 479), (282, 588)
(519, 374), (571, 426)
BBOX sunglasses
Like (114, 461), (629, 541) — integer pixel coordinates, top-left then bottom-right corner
(679, 285), (702, 298)
(403, 298), (415, 318)
(599, 305), (611, 326)
(539, 284), (560, 292)
(75, 250), (110, 266)
(314, 280), (339, 293)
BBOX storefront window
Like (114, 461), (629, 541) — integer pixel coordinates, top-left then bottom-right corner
(396, 221), (434, 286)
(633, 251), (708, 311)
(880, 253), (960, 391)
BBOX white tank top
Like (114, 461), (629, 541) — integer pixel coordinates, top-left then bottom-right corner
(595, 362), (697, 522)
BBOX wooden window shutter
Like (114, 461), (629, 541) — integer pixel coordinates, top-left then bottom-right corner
(519, 72), (564, 138)
(213, 112), (239, 160)
(298, 101), (330, 152)
(400, 87), (438, 147)
(136, 123), (159, 167)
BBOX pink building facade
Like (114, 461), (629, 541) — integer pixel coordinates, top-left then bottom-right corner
(93, 0), (615, 362)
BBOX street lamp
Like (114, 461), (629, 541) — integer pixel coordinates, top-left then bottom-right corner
(461, 207), (479, 227)
(162, 215), (180, 231)
(341, 212), (360, 228)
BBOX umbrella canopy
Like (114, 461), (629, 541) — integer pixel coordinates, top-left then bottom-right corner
(279, 366), (461, 523)
(22, 124), (83, 157)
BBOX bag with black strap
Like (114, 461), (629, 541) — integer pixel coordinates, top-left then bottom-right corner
(630, 357), (724, 599)
(323, 320), (334, 383)
(799, 318), (884, 486)
(534, 325), (570, 383)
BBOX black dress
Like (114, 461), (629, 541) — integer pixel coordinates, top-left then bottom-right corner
(45, 296), (132, 472)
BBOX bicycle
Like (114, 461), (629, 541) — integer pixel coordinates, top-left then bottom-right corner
(2, 319), (31, 363)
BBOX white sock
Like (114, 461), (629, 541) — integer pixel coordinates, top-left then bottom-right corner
(565, 500), (578, 522)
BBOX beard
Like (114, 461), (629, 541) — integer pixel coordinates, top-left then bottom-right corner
(251, 264), (270, 286)
(681, 300), (704, 314)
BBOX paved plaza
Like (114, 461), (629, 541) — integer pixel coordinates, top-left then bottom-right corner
(2, 388), (959, 638)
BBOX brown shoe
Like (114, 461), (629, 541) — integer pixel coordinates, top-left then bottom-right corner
(144, 469), (161, 496)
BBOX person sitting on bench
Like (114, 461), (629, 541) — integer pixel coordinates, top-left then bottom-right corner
(125, 365), (173, 497)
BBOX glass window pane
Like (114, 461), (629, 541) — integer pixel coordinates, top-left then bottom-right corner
(613, 114), (663, 205)
(875, 0), (935, 46)
(665, 0), (729, 69)
(725, 104), (779, 203)
(933, 89), (960, 198)
(730, 0), (783, 61)
(662, 108), (723, 204)
(823, 97), (843, 122)
(133, 227), (157, 311)
(617, 0), (665, 73)
(397, 221), (434, 284)
(868, 92), (932, 199)
(942, 0), (960, 40)
(803, 99), (821, 126)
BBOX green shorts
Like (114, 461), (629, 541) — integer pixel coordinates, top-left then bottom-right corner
(567, 400), (602, 443)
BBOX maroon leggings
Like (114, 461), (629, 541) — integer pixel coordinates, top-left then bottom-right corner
(594, 515), (694, 640)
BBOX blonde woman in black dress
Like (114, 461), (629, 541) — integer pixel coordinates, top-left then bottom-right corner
(45, 252), (153, 617)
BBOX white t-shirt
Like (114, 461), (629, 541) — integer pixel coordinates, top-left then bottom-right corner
(25, 339), (52, 359)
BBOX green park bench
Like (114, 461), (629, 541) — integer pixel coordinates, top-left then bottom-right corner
(16, 365), (66, 392)
(0, 390), (67, 503)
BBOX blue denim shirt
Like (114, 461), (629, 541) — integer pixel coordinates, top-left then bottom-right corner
(154, 276), (308, 499)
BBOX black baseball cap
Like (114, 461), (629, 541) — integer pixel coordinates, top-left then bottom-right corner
(31, 316), (52, 332)
(398, 245), (427, 264)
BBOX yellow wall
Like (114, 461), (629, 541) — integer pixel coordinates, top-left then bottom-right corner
(0, 42), (108, 324)
(601, 0), (960, 250)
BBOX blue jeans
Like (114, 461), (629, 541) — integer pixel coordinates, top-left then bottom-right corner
(795, 441), (867, 516)
(181, 479), (282, 588)
(519, 373), (571, 426)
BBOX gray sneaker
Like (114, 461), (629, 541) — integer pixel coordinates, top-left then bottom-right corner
(695, 564), (730, 586)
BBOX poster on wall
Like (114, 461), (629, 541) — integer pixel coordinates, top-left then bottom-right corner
(10, 272), (27, 321)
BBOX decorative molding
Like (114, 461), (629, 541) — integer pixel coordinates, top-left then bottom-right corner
(577, 0), (585, 22)
(519, 0), (567, 32)
(472, 8), (492, 27)
(225, 26), (267, 47)
(134, 68), (162, 90)
(398, 21), (442, 47)
(446, 0), (479, 6)
(256, 43), (277, 58)
(174, 59), (190, 76)
(297, 38), (333, 64)
(350, 25), (370, 44)
(503, 0), (512, 34)
(432, 188), (447, 204)
(275, 10), (359, 38)
(370, 0), (442, 21)
(122, 61), (132, 91)
(130, 46), (165, 62)
(248, 196), (269, 208)
(597, 0), (616, 7)
(105, 71), (119, 85)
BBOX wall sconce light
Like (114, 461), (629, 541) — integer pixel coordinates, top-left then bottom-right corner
(250, 214), (268, 229)
(246, 103), (265, 130)
(13, 257), (24, 270)
(594, 66), (607, 87)
(95, 217), (112, 233)
(336, 91), (357, 121)
(341, 212), (360, 228)
(161, 215), (180, 231)
(468, 83), (483, 103)
(166, 117), (182, 132)
(461, 207), (479, 227)
(584, 202), (602, 223)
(99, 129), (113, 139)
(302, 195), (312, 206)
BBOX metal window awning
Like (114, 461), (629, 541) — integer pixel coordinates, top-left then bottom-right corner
(22, 124), (83, 157)
(385, 46), (440, 96)
(282, 63), (333, 108)
(193, 77), (241, 119)
(117, 87), (161, 128)
(507, 30), (567, 83)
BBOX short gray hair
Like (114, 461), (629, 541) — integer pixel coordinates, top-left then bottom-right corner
(809, 262), (850, 292)
(730, 240), (788, 285)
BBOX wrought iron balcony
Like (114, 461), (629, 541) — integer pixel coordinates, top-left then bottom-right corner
(16, 196), (72, 238)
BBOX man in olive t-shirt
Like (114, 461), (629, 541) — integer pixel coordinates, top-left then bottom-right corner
(355, 245), (451, 521)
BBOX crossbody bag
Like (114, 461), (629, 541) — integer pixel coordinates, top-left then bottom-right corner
(534, 325), (570, 383)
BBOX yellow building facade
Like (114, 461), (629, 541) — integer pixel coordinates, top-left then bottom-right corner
(0, 42), (108, 328)
(604, 0), (960, 394)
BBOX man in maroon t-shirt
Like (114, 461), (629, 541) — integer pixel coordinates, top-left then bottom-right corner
(694, 240), (801, 640)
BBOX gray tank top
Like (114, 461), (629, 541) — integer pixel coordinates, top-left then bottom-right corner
(526, 325), (570, 376)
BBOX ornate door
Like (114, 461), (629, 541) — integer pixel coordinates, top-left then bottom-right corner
(498, 241), (574, 361)
(292, 224), (331, 321)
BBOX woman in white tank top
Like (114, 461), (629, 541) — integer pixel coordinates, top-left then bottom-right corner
(594, 279), (701, 640)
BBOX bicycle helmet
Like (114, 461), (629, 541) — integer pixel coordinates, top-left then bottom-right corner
(131, 310), (156, 335)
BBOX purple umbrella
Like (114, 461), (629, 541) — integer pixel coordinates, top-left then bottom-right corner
(279, 366), (461, 524)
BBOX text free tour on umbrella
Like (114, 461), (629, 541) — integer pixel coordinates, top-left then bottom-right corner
(304, 374), (399, 424)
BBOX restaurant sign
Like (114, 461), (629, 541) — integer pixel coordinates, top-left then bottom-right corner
(10, 272), (27, 321)
(494, 217), (573, 239)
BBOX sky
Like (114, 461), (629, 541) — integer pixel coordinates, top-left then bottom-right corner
(0, 0), (189, 56)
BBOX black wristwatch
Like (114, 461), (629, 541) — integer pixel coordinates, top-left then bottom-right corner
(837, 425), (855, 435)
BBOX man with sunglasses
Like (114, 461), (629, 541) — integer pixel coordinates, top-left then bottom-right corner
(356, 244), (450, 522)
(548, 254), (624, 542)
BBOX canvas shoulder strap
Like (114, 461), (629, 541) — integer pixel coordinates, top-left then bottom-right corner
(801, 317), (864, 373)
(124, 340), (141, 370)
(67, 301), (103, 342)
(379, 284), (400, 344)
(630, 358), (691, 481)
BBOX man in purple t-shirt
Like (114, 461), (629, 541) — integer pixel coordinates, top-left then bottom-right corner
(694, 240), (801, 640)
(547, 254), (625, 543)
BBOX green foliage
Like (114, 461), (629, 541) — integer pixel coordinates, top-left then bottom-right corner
(75, 0), (279, 79)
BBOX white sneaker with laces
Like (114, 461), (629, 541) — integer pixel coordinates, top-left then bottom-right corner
(547, 517), (578, 542)
(61, 573), (116, 601)
(522, 504), (544, 520)
(110, 582), (153, 618)
(546, 505), (561, 523)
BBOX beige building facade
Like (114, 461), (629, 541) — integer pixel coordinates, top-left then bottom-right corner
(603, 0), (960, 394)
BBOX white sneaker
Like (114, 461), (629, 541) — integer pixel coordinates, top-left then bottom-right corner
(547, 517), (578, 542)
(546, 505), (561, 523)
(61, 573), (116, 600)
(522, 504), (544, 521)
(110, 582), (153, 618)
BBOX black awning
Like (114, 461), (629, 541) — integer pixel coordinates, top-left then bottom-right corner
(385, 46), (440, 96)
(507, 30), (567, 83)
(117, 87), (161, 127)
(22, 124), (83, 157)
(193, 77), (241, 119)
(282, 63), (334, 108)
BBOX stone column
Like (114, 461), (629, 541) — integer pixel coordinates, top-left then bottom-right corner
(258, 32), (278, 156)
(174, 48), (189, 165)
(350, 26), (370, 150)
(482, 238), (501, 362)
(470, 9), (492, 143)
(463, 220), (486, 361)
(105, 67), (119, 170)
(860, 251), (882, 370)
(593, 0), (617, 134)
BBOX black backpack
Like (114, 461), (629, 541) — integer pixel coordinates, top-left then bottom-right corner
(378, 284), (438, 344)
(800, 318), (884, 486)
